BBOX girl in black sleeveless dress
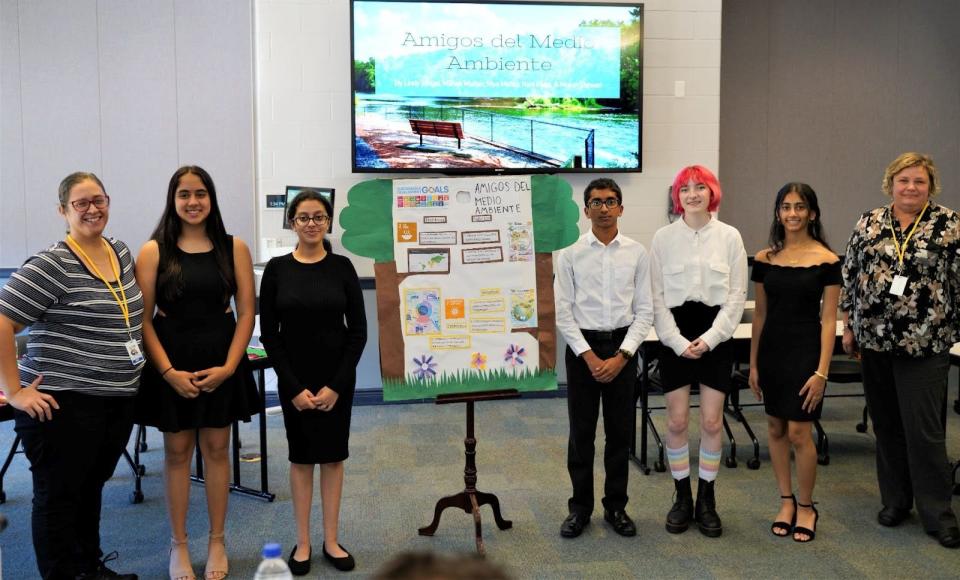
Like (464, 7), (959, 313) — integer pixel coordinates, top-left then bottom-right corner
(136, 166), (259, 580)
(749, 183), (840, 544)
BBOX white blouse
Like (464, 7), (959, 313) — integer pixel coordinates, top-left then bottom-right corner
(649, 218), (747, 355)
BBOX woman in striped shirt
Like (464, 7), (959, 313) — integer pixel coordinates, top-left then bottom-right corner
(0, 172), (144, 580)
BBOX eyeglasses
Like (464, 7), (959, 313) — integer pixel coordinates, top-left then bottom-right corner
(294, 215), (330, 226)
(70, 195), (110, 212)
(587, 198), (620, 209)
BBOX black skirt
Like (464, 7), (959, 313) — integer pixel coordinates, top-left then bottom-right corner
(136, 312), (260, 432)
(658, 301), (734, 394)
(280, 385), (354, 464)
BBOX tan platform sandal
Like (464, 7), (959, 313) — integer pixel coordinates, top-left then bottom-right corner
(169, 536), (196, 580)
(205, 532), (229, 580)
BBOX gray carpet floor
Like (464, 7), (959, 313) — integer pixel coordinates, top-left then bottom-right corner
(1, 384), (959, 579)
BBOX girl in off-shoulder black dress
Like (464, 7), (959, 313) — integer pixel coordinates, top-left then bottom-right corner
(752, 260), (841, 421)
(749, 183), (841, 544)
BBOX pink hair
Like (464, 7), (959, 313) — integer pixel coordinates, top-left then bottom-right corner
(670, 165), (723, 214)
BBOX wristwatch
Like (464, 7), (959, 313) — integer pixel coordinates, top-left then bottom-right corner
(617, 348), (634, 360)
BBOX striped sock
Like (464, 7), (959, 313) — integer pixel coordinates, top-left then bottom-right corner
(699, 446), (721, 482)
(666, 444), (690, 480)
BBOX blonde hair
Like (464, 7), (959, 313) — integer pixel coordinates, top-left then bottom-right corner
(882, 152), (941, 197)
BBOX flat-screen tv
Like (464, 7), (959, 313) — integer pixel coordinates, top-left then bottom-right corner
(350, 0), (643, 174)
(281, 186), (335, 232)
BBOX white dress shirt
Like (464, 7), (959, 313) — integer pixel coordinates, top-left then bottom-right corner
(554, 229), (654, 357)
(649, 218), (747, 355)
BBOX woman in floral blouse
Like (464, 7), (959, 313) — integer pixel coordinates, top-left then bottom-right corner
(841, 151), (960, 549)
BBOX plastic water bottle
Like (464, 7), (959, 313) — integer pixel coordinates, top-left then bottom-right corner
(253, 543), (293, 580)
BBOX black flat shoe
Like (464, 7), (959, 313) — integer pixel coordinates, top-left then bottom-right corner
(560, 512), (590, 538)
(877, 506), (910, 527)
(929, 526), (960, 549)
(604, 509), (637, 537)
(771, 494), (797, 537)
(322, 542), (356, 572)
(288, 545), (311, 576)
(793, 502), (819, 543)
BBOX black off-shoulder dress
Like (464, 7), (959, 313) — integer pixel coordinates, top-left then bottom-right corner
(752, 261), (841, 421)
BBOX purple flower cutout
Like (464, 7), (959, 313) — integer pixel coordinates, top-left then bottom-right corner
(412, 354), (438, 380)
(504, 344), (526, 367)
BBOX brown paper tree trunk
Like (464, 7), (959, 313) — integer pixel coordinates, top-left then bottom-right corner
(375, 260), (407, 380)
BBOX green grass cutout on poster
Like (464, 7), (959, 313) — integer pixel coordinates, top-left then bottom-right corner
(382, 367), (557, 402)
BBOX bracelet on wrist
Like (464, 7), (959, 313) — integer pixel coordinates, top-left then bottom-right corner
(160, 366), (174, 377)
(813, 370), (828, 381)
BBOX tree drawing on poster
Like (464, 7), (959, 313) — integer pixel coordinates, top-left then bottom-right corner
(341, 175), (580, 401)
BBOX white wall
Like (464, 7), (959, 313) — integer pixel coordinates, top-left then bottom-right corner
(0, 0), (256, 267)
(254, 0), (722, 275)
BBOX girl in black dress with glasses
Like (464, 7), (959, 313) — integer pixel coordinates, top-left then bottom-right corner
(259, 190), (367, 574)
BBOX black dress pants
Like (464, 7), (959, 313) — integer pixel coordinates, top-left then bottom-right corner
(566, 330), (637, 517)
(14, 391), (136, 580)
(860, 349), (958, 532)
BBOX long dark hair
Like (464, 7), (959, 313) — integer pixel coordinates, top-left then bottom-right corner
(767, 182), (831, 256)
(287, 189), (333, 253)
(151, 166), (236, 302)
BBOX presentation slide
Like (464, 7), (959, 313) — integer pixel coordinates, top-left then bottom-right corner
(351, 1), (643, 172)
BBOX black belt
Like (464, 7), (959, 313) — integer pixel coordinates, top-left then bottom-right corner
(581, 327), (629, 341)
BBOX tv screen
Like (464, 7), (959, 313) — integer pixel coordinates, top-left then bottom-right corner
(350, 0), (643, 174)
(281, 186), (335, 232)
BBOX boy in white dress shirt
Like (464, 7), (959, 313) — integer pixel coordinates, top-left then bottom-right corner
(554, 178), (654, 538)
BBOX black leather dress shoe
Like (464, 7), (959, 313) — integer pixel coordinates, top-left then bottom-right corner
(877, 506), (910, 527)
(604, 509), (637, 537)
(288, 545), (311, 576)
(930, 526), (960, 549)
(76, 552), (138, 579)
(560, 512), (590, 538)
(322, 542), (356, 572)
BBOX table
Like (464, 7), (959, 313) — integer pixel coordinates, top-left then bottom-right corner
(631, 321), (846, 475)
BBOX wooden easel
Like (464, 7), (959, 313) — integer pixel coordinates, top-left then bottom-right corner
(418, 389), (518, 554)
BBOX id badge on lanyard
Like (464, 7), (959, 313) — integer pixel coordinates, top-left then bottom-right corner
(887, 203), (928, 297)
(125, 339), (145, 366)
(889, 275), (908, 296)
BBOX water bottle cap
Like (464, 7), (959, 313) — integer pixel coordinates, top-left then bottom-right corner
(262, 542), (282, 558)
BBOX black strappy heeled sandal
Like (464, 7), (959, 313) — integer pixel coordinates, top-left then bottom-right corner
(771, 494), (797, 537)
(794, 502), (819, 543)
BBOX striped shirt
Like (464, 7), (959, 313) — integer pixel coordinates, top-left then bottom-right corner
(0, 238), (145, 396)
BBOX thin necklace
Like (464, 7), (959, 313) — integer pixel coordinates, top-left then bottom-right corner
(784, 241), (814, 265)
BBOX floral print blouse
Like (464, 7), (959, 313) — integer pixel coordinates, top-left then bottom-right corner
(841, 201), (960, 357)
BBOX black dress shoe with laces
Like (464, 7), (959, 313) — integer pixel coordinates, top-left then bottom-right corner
(76, 551), (138, 579)
(604, 509), (637, 537)
(877, 506), (910, 527)
(929, 526), (960, 549)
(560, 512), (590, 538)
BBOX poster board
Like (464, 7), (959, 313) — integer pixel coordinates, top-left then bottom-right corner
(341, 174), (580, 401)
